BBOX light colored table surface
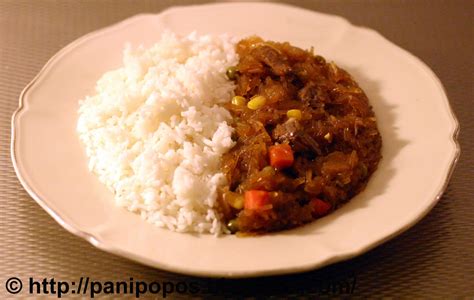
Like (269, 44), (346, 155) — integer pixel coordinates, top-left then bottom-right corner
(1, 1), (473, 298)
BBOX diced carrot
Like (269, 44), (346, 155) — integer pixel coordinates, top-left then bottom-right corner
(269, 144), (294, 169)
(311, 198), (332, 216)
(244, 190), (270, 210)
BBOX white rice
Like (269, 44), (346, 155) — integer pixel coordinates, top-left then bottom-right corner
(77, 32), (238, 234)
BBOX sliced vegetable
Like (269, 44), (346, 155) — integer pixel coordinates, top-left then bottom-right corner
(226, 66), (238, 80)
(231, 96), (247, 106)
(311, 198), (331, 216)
(268, 144), (294, 169)
(244, 190), (270, 210)
(247, 95), (266, 110)
(286, 109), (302, 120)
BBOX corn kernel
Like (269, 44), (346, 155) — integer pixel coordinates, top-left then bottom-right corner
(247, 95), (266, 110)
(231, 96), (247, 106)
(230, 195), (244, 210)
(287, 109), (302, 120)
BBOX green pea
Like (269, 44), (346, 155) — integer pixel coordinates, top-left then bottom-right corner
(226, 66), (238, 80)
(227, 219), (240, 233)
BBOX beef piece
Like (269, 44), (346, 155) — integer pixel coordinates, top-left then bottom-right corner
(272, 119), (300, 144)
(272, 119), (322, 155)
(251, 45), (291, 76)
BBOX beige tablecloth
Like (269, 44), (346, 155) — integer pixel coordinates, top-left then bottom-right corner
(1, 0), (473, 298)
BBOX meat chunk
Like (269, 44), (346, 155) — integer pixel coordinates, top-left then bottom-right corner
(272, 119), (322, 155)
(251, 45), (291, 76)
(272, 119), (301, 144)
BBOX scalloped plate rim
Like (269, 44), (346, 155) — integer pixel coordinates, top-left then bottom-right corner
(10, 2), (460, 278)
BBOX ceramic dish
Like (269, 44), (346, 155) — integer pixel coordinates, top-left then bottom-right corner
(11, 3), (459, 277)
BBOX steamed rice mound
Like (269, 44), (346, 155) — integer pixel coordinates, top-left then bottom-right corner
(77, 32), (238, 234)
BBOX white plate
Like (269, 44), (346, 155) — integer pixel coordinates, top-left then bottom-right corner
(11, 3), (459, 277)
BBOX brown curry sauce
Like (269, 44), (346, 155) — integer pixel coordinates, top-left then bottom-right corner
(218, 37), (382, 234)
